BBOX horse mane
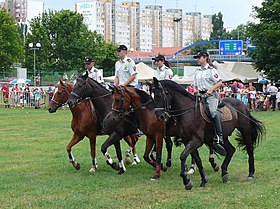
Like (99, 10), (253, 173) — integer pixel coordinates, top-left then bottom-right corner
(159, 80), (195, 101)
(86, 77), (111, 94)
(133, 88), (155, 109)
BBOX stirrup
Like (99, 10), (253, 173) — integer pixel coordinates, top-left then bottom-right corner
(213, 135), (224, 144)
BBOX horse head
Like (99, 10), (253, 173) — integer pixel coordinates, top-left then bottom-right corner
(149, 77), (173, 122)
(68, 71), (91, 108)
(48, 79), (73, 113)
(110, 85), (132, 122)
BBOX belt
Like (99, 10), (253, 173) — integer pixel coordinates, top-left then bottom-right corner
(199, 90), (207, 94)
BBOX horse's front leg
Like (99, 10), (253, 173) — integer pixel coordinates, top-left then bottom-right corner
(113, 140), (126, 175)
(208, 144), (220, 172)
(124, 135), (140, 165)
(180, 143), (193, 190)
(164, 135), (173, 168)
(191, 149), (208, 187)
(88, 132), (97, 173)
(151, 135), (165, 180)
(66, 133), (84, 170)
(143, 137), (157, 167)
(101, 132), (121, 171)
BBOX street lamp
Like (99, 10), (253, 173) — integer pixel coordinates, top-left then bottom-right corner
(29, 42), (41, 86)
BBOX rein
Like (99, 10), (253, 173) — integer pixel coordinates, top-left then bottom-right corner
(51, 85), (71, 108)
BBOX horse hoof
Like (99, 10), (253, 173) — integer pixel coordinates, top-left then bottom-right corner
(118, 168), (125, 175)
(89, 167), (96, 173)
(200, 176), (209, 187)
(222, 174), (230, 183)
(185, 180), (193, 190)
(247, 176), (254, 182)
(124, 157), (132, 165)
(74, 162), (80, 170)
(150, 175), (160, 181)
(187, 168), (195, 175)
(166, 160), (172, 168)
(213, 165), (219, 172)
(161, 164), (168, 172)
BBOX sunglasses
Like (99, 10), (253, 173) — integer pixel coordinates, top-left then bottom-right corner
(85, 62), (91, 65)
(155, 59), (163, 62)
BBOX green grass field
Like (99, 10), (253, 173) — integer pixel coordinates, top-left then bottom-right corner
(0, 107), (279, 209)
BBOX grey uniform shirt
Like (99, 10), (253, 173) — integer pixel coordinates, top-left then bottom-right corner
(87, 67), (104, 83)
(115, 56), (138, 87)
(154, 65), (173, 80)
(194, 64), (222, 95)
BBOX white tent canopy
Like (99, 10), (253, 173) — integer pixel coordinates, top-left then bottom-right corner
(104, 62), (154, 82)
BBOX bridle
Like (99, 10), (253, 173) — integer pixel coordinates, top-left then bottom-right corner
(51, 84), (71, 108)
(152, 81), (195, 121)
(111, 86), (153, 120)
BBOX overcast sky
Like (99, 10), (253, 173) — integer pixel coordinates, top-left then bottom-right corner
(43, 0), (263, 28)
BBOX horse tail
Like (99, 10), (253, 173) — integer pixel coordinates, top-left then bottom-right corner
(235, 115), (266, 150)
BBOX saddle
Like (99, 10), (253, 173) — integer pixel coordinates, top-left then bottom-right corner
(199, 100), (232, 123)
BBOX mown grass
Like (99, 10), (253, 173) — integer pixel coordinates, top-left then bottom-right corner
(0, 107), (279, 209)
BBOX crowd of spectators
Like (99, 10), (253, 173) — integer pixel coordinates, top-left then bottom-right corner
(0, 83), (54, 109)
(187, 81), (280, 111)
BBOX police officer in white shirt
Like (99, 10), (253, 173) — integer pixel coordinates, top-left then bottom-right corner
(193, 51), (223, 144)
(85, 56), (104, 84)
(153, 54), (173, 80)
(114, 45), (138, 87)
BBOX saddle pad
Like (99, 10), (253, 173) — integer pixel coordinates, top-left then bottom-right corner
(200, 103), (232, 123)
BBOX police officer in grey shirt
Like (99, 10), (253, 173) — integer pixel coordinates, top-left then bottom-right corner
(193, 51), (223, 144)
(114, 45), (138, 87)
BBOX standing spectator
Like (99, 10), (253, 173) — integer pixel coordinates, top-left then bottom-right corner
(187, 84), (195, 95)
(84, 56), (104, 85)
(63, 73), (68, 82)
(152, 54), (173, 80)
(34, 88), (41, 109)
(267, 83), (278, 111)
(70, 73), (77, 84)
(1, 84), (10, 108)
(248, 82), (256, 111)
(47, 86), (54, 104)
(276, 87), (280, 110)
(114, 44), (138, 87)
(231, 81), (238, 98)
(35, 74), (41, 86)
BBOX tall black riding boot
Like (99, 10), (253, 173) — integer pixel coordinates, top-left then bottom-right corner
(213, 114), (223, 144)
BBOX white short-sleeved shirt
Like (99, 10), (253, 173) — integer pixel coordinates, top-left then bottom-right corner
(87, 67), (104, 83)
(115, 56), (138, 87)
(154, 65), (173, 80)
(194, 64), (222, 91)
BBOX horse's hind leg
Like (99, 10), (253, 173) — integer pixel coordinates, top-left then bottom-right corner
(221, 137), (236, 183)
(187, 156), (196, 175)
(143, 137), (157, 167)
(88, 132), (97, 173)
(66, 133), (84, 170)
(246, 143), (255, 181)
(124, 135), (140, 165)
(191, 149), (208, 187)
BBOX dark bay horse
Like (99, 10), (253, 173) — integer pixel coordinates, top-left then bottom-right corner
(67, 74), (141, 174)
(109, 85), (221, 180)
(151, 78), (265, 190)
(48, 79), (139, 172)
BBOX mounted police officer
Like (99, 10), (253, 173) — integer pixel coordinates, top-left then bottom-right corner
(193, 51), (223, 144)
(84, 56), (104, 85)
(152, 54), (173, 80)
(114, 45), (138, 87)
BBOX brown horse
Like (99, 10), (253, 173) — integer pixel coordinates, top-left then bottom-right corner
(48, 79), (139, 172)
(109, 85), (222, 180)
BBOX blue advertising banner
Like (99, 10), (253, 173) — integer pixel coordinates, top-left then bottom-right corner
(219, 40), (243, 55)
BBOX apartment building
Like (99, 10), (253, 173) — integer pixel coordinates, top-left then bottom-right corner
(1, 0), (43, 23)
(75, 1), (212, 52)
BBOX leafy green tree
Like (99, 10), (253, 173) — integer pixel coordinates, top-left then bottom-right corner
(210, 12), (228, 40)
(0, 8), (24, 69)
(25, 9), (117, 77)
(248, 0), (280, 80)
